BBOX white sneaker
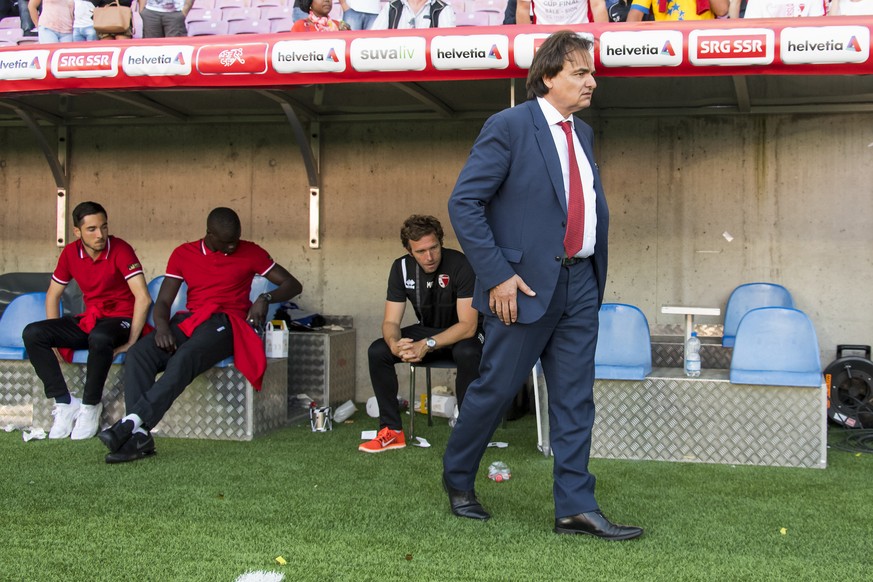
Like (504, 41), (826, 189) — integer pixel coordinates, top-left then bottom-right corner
(48, 398), (81, 439)
(71, 403), (103, 440)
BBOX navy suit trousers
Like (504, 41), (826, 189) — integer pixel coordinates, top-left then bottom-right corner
(443, 259), (600, 518)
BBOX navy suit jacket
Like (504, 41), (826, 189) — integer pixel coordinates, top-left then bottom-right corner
(448, 99), (609, 325)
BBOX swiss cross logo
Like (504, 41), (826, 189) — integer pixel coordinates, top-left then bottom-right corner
(196, 43), (268, 75)
(219, 48), (246, 67)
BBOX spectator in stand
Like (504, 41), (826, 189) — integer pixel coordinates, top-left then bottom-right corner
(292, 0), (307, 21)
(829, 0), (873, 13)
(338, 0), (378, 29)
(742, 0), (823, 16)
(29, 0), (74, 43)
(138, 0), (191, 38)
(0, 0), (37, 35)
(291, 0), (350, 30)
(72, 0), (95, 41)
(503, 0), (515, 22)
(727, 0), (746, 17)
(626, 0), (727, 20)
(606, 0), (654, 19)
(371, 0), (455, 28)
(95, 0), (133, 39)
(517, 0), (608, 24)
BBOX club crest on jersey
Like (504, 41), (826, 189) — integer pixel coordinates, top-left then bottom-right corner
(405, 279), (415, 289)
(438, 274), (449, 288)
(128, 262), (141, 270)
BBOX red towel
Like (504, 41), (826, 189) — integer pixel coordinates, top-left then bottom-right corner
(659, 0), (711, 15)
(177, 304), (266, 391)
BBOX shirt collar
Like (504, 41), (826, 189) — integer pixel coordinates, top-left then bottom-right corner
(77, 236), (111, 261)
(537, 96), (573, 128)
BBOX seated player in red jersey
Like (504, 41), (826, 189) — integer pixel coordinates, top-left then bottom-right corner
(23, 201), (151, 440)
(98, 207), (303, 464)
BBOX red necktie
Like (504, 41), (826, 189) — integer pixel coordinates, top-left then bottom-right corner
(560, 121), (585, 258)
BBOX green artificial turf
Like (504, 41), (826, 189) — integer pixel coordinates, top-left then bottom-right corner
(1, 415), (870, 581)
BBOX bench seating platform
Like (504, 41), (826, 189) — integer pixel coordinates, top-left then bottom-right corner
(17, 358), (286, 440)
(589, 368), (827, 469)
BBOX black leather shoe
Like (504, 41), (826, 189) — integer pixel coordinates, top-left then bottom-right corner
(554, 511), (643, 540)
(105, 431), (156, 464)
(98, 419), (135, 453)
(443, 474), (490, 521)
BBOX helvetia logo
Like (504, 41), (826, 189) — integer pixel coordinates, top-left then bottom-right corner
(661, 41), (675, 57)
(175, 52), (185, 65)
(31, 57), (41, 69)
(784, 36), (861, 52)
(489, 44), (502, 59)
(276, 48), (339, 62)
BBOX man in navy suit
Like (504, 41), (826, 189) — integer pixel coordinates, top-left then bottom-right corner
(442, 31), (642, 540)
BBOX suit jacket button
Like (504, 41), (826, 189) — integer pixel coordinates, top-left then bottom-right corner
(561, 221), (566, 227)
(555, 256), (561, 261)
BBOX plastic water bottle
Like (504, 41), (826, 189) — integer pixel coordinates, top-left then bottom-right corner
(685, 332), (701, 377)
(487, 461), (511, 482)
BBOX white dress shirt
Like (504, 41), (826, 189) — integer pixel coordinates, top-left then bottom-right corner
(371, 0), (456, 29)
(537, 97), (597, 259)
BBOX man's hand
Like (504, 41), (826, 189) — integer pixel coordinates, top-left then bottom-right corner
(113, 342), (135, 357)
(247, 296), (269, 326)
(489, 275), (536, 325)
(154, 328), (176, 353)
(396, 338), (427, 363)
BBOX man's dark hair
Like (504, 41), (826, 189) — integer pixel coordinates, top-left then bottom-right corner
(526, 31), (594, 100)
(72, 201), (107, 227)
(400, 215), (444, 251)
(207, 207), (242, 237)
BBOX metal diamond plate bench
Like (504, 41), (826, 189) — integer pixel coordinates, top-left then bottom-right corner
(31, 358), (287, 441)
(1, 360), (82, 426)
(590, 368), (827, 469)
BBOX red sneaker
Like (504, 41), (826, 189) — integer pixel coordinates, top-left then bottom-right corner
(358, 427), (406, 453)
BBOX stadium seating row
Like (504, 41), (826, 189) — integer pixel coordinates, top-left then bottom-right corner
(593, 283), (822, 387)
(0, 1), (505, 44)
(0, 277), (819, 388)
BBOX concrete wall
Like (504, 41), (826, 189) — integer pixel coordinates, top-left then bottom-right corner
(1, 112), (871, 400)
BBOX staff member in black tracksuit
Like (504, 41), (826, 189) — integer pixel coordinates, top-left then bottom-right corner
(359, 215), (482, 454)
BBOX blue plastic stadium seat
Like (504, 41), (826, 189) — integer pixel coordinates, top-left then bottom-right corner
(0, 292), (58, 360)
(71, 350), (126, 364)
(594, 303), (652, 380)
(729, 307), (822, 387)
(147, 276), (189, 327)
(722, 282), (794, 348)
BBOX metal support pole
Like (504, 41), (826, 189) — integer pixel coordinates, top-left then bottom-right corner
(268, 95), (322, 249)
(56, 127), (69, 246)
(5, 104), (70, 246)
